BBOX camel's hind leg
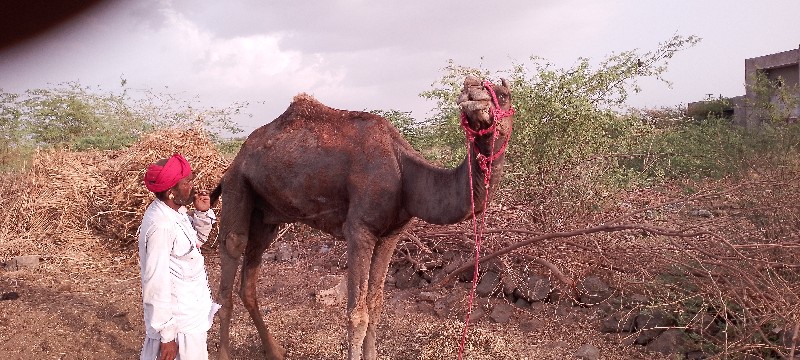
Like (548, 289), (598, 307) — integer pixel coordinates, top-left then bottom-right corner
(240, 220), (285, 359)
(343, 221), (378, 360)
(362, 234), (402, 360)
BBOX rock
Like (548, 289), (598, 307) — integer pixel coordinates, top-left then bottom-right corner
(489, 303), (514, 324)
(645, 329), (694, 355)
(600, 310), (637, 333)
(417, 291), (438, 302)
(476, 271), (501, 297)
(685, 350), (707, 359)
(275, 243), (294, 262)
(689, 313), (721, 337)
(574, 343), (600, 360)
(519, 317), (545, 332)
(394, 266), (424, 289)
(691, 209), (713, 218)
(634, 309), (676, 345)
(576, 276), (612, 306)
(514, 298), (530, 308)
(315, 276), (346, 306)
(514, 274), (551, 302)
(384, 274), (396, 287)
(433, 291), (463, 319)
(4, 255), (41, 271)
(627, 293), (650, 305)
(459, 306), (486, 324)
(1, 292), (19, 300)
(530, 301), (547, 313)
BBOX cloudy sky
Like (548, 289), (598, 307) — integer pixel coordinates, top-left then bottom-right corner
(1, 0), (798, 134)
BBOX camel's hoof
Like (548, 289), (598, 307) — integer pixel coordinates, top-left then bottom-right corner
(264, 344), (287, 360)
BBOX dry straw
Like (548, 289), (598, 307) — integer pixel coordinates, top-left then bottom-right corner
(0, 127), (228, 259)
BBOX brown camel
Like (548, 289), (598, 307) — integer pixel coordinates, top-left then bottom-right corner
(210, 75), (515, 360)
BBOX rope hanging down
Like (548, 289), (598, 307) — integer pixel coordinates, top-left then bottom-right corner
(457, 80), (514, 359)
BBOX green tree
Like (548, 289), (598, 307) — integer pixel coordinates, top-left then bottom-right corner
(0, 91), (27, 170)
(370, 109), (423, 150)
(420, 35), (701, 205)
(0, 81), (248, 170)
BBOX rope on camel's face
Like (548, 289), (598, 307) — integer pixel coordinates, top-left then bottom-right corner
(460, 80), (515, 138)
(459, 80), (515, 174)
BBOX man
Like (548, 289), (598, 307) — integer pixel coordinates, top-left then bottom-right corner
(138, 153), (219, 360)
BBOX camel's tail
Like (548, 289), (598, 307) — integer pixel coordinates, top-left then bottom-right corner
(210, 183), (222, 207)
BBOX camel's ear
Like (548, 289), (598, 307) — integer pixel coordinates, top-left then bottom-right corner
(501, 78), (511, 92)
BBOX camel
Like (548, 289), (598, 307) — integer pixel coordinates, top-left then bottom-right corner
(210, 75), (515, 360)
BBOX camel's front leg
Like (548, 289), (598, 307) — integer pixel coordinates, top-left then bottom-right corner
(344, 222), (377, 360)
(362, 234), (402, 360)
(217, 231), (245, 360)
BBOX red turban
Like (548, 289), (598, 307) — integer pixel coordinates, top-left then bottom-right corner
(144, 153), (192, 193)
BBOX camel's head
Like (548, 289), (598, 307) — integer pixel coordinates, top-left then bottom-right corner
(457, 75), (514, 135)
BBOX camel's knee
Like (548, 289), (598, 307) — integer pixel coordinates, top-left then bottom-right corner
(222, 232), (247, 258)
(348, 306), (370, 330)
(238, 283), (259, 308)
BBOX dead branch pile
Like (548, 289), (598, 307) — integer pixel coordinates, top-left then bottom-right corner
(389, 168), (800, 359)
(0, 127), (228, 259)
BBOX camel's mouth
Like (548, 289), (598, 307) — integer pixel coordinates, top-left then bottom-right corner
(457, 78), (514, 134)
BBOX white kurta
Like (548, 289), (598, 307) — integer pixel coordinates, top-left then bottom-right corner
(138, 199), (217, 345)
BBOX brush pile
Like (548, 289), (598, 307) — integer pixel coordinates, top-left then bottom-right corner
(0, 127), (228, 259)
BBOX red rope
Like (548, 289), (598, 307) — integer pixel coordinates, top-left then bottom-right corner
(456, 81), (514, 359)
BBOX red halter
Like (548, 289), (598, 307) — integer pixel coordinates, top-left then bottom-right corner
(457, 80), (515, 359)
(459, 80), (515, 182)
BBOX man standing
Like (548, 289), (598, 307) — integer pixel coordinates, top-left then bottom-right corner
(138, 153), (218, 360)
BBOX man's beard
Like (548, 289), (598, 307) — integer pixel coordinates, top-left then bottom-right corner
(174, 188), (195, 206)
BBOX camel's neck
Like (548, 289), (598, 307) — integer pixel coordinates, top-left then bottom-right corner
(401, 134), (507, 225)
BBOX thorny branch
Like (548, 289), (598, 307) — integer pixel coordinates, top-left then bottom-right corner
(391, 175), (800, 358)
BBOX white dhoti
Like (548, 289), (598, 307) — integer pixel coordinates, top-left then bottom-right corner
(140, 331), (209, 360)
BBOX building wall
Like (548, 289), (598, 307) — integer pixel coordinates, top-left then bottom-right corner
(738, 46), (800, 127)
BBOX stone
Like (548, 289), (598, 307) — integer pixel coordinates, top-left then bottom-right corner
(576, 276), (612, 306)
(645, 329), (694, 355)
(519, 317), (544, 332)
(1, 292), (19, 301)
(574, 343), (600, 360)
(4, 255), (41, 271)
(459, 306), (486, 324)
(275, 243), (294, 262)
(394, 266), (423, 289)
(315, 276), (346, 306)
(417, 291), (438, 302)
(514, 298), (530, 308)
(489, 303), (514, 324)
(600, 310), (637, 333)
(476, 271), (501, 297)
(433, 291), (462, 319)
(634, 309), (676, 345)
(514, 274), (551, 302)
(627, 293), (650, 305)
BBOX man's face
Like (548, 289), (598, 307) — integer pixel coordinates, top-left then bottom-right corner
(172, 173), (195, 206)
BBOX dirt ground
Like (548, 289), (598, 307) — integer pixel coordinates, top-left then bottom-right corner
(0, 219), (680, 360)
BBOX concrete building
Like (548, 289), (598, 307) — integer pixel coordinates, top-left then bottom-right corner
(734, 45), (800, 127)
(688, 46), (800, 126)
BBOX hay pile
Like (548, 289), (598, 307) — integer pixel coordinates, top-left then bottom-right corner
(0, 128), (229, 259)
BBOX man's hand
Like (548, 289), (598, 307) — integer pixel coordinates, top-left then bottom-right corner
(158, 340), (178, 360)
(194, 189), (211, 212)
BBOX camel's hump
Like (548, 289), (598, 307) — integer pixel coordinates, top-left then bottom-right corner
(292, 93), (318, 104)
